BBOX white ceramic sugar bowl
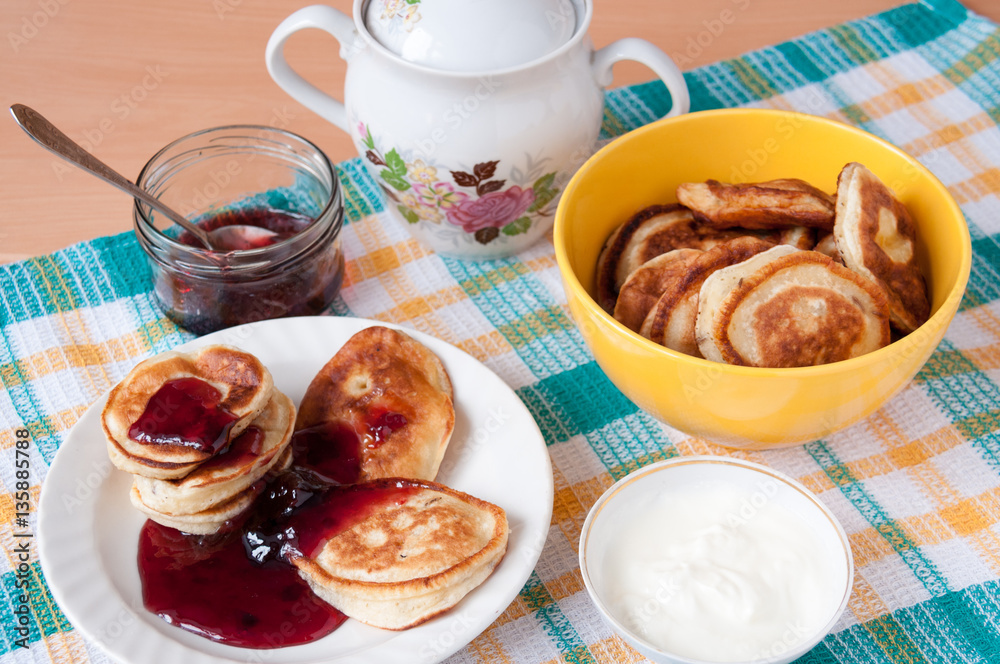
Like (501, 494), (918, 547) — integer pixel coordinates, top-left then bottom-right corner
(267, 0), (689, 259)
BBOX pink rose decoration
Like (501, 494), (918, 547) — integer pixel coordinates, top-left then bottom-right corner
(446, 186), (535, 233)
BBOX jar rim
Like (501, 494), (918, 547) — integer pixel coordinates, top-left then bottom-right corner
(133, 124), (341, 263)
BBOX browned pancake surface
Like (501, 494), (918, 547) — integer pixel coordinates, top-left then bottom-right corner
(595, 204), (747, 313)
(291, 478), (508, 630)
(642, 236), (776, 355)
(296, 326), (455, 482)
(677, 178), (836, 230)
(834, 162), (929, 333)
(711, 251), (891, 367)
(613, 248), (702, 332)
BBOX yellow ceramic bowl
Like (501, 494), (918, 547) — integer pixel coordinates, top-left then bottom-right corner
(554, 109), (971, 449)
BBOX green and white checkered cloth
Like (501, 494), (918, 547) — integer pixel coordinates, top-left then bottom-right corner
(4, 0), (1000, 661)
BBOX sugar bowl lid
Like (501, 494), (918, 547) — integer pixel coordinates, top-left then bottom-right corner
(363, 0), (578, 72)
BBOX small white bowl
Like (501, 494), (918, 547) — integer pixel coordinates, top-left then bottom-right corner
(579, 456), (853, 664)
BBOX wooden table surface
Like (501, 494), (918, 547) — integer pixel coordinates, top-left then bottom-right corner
(2, 0), (997, 264)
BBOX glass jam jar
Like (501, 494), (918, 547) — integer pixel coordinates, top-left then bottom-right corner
(134, 125), (345, 335)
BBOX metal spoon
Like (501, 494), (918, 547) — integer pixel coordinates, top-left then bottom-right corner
(10, 104), (278, 252)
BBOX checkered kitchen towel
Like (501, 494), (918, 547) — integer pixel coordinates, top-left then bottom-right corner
(4, 0), (1000, 661)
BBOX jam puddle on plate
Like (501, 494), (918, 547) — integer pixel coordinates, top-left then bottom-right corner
(137, 408), (416, 649)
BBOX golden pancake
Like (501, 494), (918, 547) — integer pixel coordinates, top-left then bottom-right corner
(677, 178), (836, 230)
(641, 236), (776, 356)
(814, 232), (842, 262)
(698, 248), (891, 367)
(131, 481), (256, 535)
(595, 204), (747, 313)
(289, 478), (508, 630)
(613, 248), (702, 332)
(130, 447), (292, 535)
(696, 245), (801, 363)
(104, 345), (274, 480)
(295, 326), (455, 483)
(132, 390), (295, 517)
(834, 162), (929, 333)
(778, 225), (817, 250)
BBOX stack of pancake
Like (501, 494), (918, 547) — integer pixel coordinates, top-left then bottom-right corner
(598, 163), (929, 368)
(103, 327), (509, 632)
(103, 344), (295, 534)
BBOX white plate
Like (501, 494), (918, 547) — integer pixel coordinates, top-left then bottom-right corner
(39, 316), (553, 664)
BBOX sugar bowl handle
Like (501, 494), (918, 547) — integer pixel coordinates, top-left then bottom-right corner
(592, 38), (690, 117)
(265, 5), (359, 132)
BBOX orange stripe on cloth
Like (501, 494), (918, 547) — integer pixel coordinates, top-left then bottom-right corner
(848, 571), (893, 624)
(0, 317), (157, 391)
(0, 404), (92, 451)
(3, 336), (145, 387)
(842, 61), (1000, 207)
(0, 404), (90, 450)
(964, 345), (1000, 374)
(465, 629), (518, 664)
(38, 630), (93, 664)
(557, 470), (612, 557)
(856, 70), (953, 121)
(796, 422), (966, 494)
(492, 594), (532, 629)
(372, 285), (470, 324)
(587, 636), (650, 663)
(545, 570), (586, 603)
(967, 305), (1000, 346)
(448, 330), (513, 365)
(672, 437), (735, 457)
(0, 486), (40, 530)
(846, 486), (1000, 575)
(902, 113), (997, 157)
(30, 259), (121, 401)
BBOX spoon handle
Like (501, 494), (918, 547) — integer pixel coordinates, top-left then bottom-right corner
(9, 104), (213, 248)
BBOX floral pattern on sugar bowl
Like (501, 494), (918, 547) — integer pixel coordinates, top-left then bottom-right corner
(373, 0), (422, 33)
(359, 122), (560, 247)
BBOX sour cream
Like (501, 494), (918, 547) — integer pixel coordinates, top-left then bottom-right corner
(598, 479), (838, 662)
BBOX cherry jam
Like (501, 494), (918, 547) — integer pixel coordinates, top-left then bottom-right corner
(138, 408), (413, 649)
(365, 409), (408, 448)
(128, 378), (237, 454)
(134, 127), (346, 335)
(196, 426), (263, 472)
(290, 422), (362, 485)
(138, 520), (345, 649)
